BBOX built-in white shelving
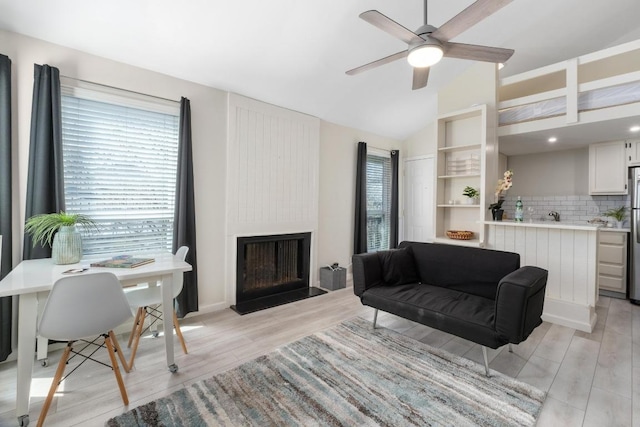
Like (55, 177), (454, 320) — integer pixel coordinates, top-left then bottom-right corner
(434, 105), (488, 246)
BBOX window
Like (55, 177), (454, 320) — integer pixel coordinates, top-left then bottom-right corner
(366, 151), (391, 252)
(60, 82), (180, 258)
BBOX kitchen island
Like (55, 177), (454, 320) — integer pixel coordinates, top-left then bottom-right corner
(484, 220), (599, 332)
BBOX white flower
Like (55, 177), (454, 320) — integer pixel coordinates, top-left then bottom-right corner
(494, 170), (513, 199)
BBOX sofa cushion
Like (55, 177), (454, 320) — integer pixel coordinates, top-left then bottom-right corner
(378, 247), (420, 286)
(362, 283), (505, 348)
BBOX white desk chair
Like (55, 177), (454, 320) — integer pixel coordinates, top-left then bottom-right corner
(126, 246), (189, 367)
(36, 272), (132, 427)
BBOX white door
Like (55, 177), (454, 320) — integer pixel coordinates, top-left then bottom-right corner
(404, 157), (434, 242)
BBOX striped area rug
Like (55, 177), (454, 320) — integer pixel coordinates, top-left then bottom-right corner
(107, 317), (545, 426)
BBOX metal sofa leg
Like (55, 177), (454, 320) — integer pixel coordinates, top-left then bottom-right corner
(481, 346), (490, 376)
(372, 309), (378, 329)
(508, 343), (514, 353)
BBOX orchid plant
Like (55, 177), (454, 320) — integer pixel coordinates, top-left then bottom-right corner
(488, 170), (513, 211)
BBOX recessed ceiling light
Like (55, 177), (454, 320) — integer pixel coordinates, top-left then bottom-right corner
(548, 137), (557, 143)
(630, 125), (640, 133)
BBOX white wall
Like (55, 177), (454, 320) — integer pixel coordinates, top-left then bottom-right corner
(438, 63), (498, 115)
(0, 30), (228, 311)
(506, 147), (589, 196)
(403, 121), (436, 158)
(317, 121), (400, 279)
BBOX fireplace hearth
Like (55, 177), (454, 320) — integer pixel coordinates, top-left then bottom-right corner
(232, 232), (325, 315)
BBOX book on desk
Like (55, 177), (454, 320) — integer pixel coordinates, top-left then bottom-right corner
(90, 256), (155, 269)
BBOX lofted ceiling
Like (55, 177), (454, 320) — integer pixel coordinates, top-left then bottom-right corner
(0, 0), (639, 144)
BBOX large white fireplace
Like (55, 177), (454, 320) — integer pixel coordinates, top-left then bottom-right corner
(225, 94), (322, 313)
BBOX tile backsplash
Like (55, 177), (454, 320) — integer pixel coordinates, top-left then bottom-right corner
(500, 195), (630, 225)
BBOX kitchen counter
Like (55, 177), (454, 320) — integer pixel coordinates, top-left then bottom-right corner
(484, 220), (630, 233)
(482, 220), (599, 231)
(484, 220), (598, 333)
(599, 226), (630, 233)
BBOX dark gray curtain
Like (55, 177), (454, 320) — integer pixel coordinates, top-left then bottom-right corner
(0, 54), (12, 361)
(23, 64), (65, 260)
(354, 141), (367, 254)
(390, 150), (399, 249)
(173, 97), (198, 318)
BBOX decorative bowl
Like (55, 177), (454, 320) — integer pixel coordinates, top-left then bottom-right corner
(446, 230), (474, 240)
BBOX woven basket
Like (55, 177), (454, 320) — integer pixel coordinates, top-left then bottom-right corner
(446, 230), (474, 240)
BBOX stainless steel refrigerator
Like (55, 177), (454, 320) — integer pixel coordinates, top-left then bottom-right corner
(630, 167), (640, 304)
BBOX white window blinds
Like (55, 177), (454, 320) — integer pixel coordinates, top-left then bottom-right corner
(61, 91), (180, 258)
(366, 152), (391, 252)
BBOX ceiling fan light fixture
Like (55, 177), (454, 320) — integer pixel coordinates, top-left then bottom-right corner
(407, 44), (443, 68)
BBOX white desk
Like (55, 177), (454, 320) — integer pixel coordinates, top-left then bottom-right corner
(0, 253), (192, 427)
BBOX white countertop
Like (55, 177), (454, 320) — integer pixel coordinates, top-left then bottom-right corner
(484, 220), (632, 233)
(483, 220), (600, 231)
(599, 226), (630, 233)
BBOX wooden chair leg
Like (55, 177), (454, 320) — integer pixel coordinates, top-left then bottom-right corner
(127, 307), (142, 348)
(37, 343), (73, 427)
(173, 310), (188, 354)
(104, 333), (129, 405)
(109, 330), (130, 373)
(128, 308), (147, 368)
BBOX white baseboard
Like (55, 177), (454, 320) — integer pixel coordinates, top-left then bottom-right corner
(184, 301), (230, 317)
(541, 297), (597, 333)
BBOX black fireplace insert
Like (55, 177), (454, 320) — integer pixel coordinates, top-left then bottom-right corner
(232, 232), (325, 314)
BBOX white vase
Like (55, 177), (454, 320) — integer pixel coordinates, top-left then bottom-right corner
(52, 225), (83, 264)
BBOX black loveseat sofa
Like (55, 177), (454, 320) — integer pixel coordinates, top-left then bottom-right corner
(352, 241), (548, 374)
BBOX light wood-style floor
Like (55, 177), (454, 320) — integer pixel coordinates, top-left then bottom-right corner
(0, 287), (638, 426)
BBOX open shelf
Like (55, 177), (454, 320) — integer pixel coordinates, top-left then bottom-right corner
(437, 204), (480, 208)
(437, 143), (481, 153)
(433, 237), (482, 247)
(438, 174), (481, 179)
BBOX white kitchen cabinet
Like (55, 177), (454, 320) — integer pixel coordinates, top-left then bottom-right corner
(589, 141), (627, 195)
(626, 140), (640, 166)
(598, 231), (627, 295)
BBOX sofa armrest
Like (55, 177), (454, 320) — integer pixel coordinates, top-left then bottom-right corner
(494, 266), (548, 344)
(352, 253), (383, 297)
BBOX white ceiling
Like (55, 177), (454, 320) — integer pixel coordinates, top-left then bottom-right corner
(1, 0), (639, 145)
(500, 116), (640, 156)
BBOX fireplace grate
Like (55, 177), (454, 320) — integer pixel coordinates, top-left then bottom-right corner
(232, 232), (325, 314)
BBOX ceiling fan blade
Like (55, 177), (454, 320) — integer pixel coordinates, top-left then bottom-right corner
(431, 0), (513, 42)
(346, 50), (408, 76)
(444, 42), (514, 63)
(359, 10), (423, 45)
(412, 67), (430, 90)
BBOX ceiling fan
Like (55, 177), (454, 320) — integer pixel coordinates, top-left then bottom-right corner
(346, 0), (515, 90)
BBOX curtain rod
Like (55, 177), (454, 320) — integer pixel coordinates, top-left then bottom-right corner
(60, 75), (179, 104)
(361, 142), (398, 154)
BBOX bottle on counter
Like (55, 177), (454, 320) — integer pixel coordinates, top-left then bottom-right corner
(515, 196), (524, 222)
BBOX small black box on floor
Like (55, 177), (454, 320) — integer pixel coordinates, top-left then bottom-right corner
(320, 266), (346, 290)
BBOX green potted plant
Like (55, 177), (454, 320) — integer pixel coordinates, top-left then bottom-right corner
(25, 212), (96, 264)
(602, 206), (628, 228)
(462, 186), (479, 205)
